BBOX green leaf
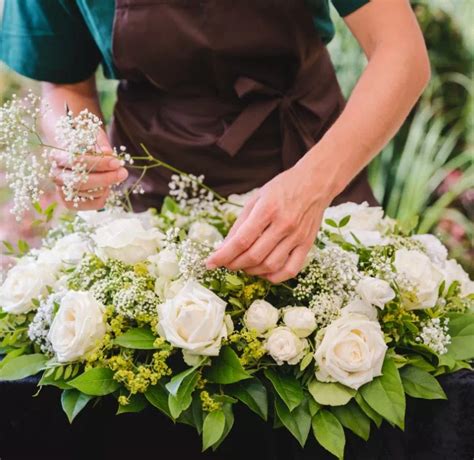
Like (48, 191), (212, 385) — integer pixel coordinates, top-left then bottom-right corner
(447, 326), (474, 361)
(61, 389), (93, 423)
(178, 395), (204, 433)
(324, 218), (339, 228)
(227, 378), (268, 420)
(355, 393), (382, 428)
(0, 347), (26, 370)
(166, 362), (204, 396)
(145, 382), (172, 418)
(264, 369), (304, 411)
(213, 403), (235, 450)
(202, 410), (226, 451)
(205, 347), (251, 384)
(308, 380), (355, 406)
(360, 358), (406, 429)
(339, 215), (351, 228)
(117, 394), (148, 414)
(312, 409), (345, 460)
(0, 354), (48, 381)
(168, 371), (199, 419)
(299, 352), (313, 371)
(114, 327), (157, 350)
(406, 355), (436, 372)
(400, 366), (447, 400)
(331, 401), (371, 441)
(38, 371), (73, 390)
(161, 196), (181, 214)
(68, 367), (120, 396)
(275, 396), (311, 448)
(17, 239), (30, 255)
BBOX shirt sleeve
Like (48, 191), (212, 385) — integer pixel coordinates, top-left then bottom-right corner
(0, 0), (101, 83)
(331, 0), (369, 17)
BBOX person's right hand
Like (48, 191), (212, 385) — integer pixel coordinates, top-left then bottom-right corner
(51, 136), (129, 211)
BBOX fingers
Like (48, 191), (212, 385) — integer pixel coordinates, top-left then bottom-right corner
(206, 198), (273, 269)
(51, 151), (124, 173)
(225, 195), (258, 240)
(52, 167), (128, 190)
(264, 243), (312, 284)
(226, 223), (288, 271)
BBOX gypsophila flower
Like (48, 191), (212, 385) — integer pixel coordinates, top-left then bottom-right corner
(0, 92), (49, 218)
(294, 246), (361, 304)
(28, 291), (65, 355)
(177, 238), (212, 281)
(416, 317), (451, 355)
(310, 293), (343, 329)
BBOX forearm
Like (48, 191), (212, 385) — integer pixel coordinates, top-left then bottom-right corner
(40, 75), (106, 146)
(301, 1), (430, 200)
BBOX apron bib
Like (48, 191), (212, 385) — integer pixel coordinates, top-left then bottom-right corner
(109, 0), (376, 209)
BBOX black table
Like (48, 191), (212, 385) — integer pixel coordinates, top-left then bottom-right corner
(1, 371), (473, 460)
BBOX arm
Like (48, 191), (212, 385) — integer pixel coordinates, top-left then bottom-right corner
(207, 0), (430, 282)
(43, 75), (128, 210)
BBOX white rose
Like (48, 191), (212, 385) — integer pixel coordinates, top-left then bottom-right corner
(443, 259), (474, 297)
(0, 262), (55, 314)
(51, 233), (92, 266)
(157, 280), (229, 357)
(265, 327), (308, 366)
(341, 298), (378, 321)
(283, 307), (316, 338)
(154, 278), (185, 300)
(188, 221), (223, 246)
(243, 300), (279, 336)
(48, 291), (106, 363)
(394, 249), (443, 309)
(315, 313), (387, 390)
(92, 217), (163, 265)
(147, 248), (180, 279)
(411, 234), (448, 265)
(223, 188), (259, 217)
(356, 277), (395, 309)
(345, 230), (388, 247)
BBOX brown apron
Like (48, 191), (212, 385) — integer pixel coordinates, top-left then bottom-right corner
(109, 0), (377, 211)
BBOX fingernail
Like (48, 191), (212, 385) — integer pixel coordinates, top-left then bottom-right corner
(117, 168), (128, 181)
(109, 158), (122, 169)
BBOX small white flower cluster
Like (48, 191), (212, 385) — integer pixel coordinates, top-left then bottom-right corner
(28, 292), (65, 355)
(294, 246), (361, 303)
(168, 173), (220, 217)
(309, 293), (343, 329)
(177, 238), (211, 281)
(416, 317), (451, 355)
(54, 110), (105, 207)
(0, 92), (49, 219)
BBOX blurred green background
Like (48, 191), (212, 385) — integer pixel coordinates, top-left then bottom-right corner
(0, 0), (473, 273)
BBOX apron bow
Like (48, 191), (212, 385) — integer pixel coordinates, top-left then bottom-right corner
(216, 75), (318, 168)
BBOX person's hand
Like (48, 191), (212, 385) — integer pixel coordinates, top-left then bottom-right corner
(206, 162), (335, 283)
(51, 131), (128, 210)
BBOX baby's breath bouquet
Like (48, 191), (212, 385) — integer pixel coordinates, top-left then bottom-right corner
(1, 94), (473, 459)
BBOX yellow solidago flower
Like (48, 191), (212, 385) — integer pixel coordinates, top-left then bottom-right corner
(200, 391), (222, 413)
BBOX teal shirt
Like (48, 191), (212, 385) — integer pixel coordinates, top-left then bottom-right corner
(0, 0), (368, 84)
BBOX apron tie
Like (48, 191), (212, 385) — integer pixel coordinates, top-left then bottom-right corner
(216, 76), (319, 168)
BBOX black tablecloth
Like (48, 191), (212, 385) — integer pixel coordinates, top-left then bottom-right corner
(0, 371), (473, 460)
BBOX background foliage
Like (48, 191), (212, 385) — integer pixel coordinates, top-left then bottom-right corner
(0, 0), (472, 273)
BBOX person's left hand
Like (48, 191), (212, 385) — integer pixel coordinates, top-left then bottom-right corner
(206, 163), (335, 283)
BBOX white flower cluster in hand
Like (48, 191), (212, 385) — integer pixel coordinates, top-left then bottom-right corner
(54, 110), (106, 207)
(168, 173), (220, 217)
(28, 292), (65, 355)
(416, 317), (451, 355)
(294, 246), (361, 304)
(0, 92), (49, 219)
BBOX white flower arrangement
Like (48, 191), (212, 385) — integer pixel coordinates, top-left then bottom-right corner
(0, 95), (473, 459)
